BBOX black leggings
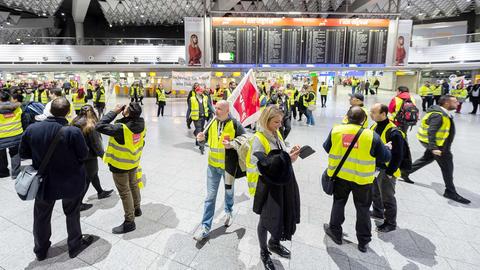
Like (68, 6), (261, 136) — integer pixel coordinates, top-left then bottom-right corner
(82, 159), (104, 202)
(157, 102), (166, 117)
(257, 218), (279, 251)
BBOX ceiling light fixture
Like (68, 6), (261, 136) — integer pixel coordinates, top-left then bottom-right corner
(140, 14), (144, 18)
(109, 23), (113, 27)
(406, 1), (411, 8)
(418, 13), (424, 16)
(186, 1), (190, 8)
(42, 12), (47, 16)
(61, 12), (65, 16)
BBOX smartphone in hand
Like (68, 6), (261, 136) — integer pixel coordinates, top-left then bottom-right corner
(299, 145), (316, 159)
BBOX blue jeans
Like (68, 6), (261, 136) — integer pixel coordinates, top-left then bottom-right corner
(201, 165), (235, 231)
(351, 86), (356, 94)
(305, 109), (315, 125)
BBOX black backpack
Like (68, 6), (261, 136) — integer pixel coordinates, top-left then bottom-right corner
(395, 98), (419, 128)
(386, 127), (412, 171)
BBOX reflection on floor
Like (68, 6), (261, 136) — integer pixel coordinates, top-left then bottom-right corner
(1, 86), (480, 269)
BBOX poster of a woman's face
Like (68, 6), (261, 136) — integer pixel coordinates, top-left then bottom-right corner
(188, 34), (202, 66)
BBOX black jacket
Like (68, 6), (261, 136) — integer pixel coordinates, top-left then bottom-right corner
(19, 117), (88, 200)
(253, 150), (301, 241)
(423, 105), (455, 152)
(72, 119), (105, 160)
(95, 111), (145, 173)
(373, 119), (405, 176)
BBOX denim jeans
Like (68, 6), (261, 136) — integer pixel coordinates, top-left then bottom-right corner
(201, 165), (235, 231)
(305, 109), (315, 125)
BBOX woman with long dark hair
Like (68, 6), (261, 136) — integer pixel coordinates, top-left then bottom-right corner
(72, 104), (113, 211)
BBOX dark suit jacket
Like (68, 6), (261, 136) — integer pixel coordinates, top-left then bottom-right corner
(19, 117), (88, 200)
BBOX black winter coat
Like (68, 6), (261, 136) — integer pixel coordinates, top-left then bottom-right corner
(253, 149), (301, 241)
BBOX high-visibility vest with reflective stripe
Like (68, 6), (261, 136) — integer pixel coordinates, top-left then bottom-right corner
(260, 94), (268, 109)
(342, 106), (369, 128)
(130, 87), (143, 97)
(303, 92), (316, 107)
(0, 107), (23, 138)
(416, 112), (451, 147)
(451, 89), (468, 101)
(390, 96), (416, 121)
(72, 93), (87, 111)
(418, 85), (432, 96)
(34, 90), (49, 104)
(432, 86), (442, 96)
(156, 88), (166, 102)
(103, 124), (146, 170)
(93, 88), (106, 103)
(320, 85), (328, 95)
(136, 165), (144, 188)
(190, 95), (209, 120)
(246, 131), (283, 196)
(207, 120), (236, 169)
(285, 89), (296, 105)
(370, 121), (404, 178)
(327, 124), (376, 185)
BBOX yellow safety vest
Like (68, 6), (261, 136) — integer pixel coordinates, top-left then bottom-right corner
(93, 88), (106, 103)
(103, 124), (146, 170)
(285, 89), (296, 105)
(66, 103), (75, 123)
(432, 86), (442, 96)
(342, 106), (369, 128)
(390, 96), (416, 121)
(136, 165), (144, 188)
(190, 95), (209, 120)
(417, 112), (451, 147)
(246, 130), (283, 196)
(370, 121), (403, 178)
(207, 120), (236, 169)
(34, 90), (49, 104)
(156, 88), (166, 102)
(130, 87), (143, 97)
(451, 89), (468, 100)
(260, 94), (268, 109)
(327, 124), (376, 185)
(0, 107), (23, 138)
(303, 92), (316, 107)
(72, 93), (87, 111)
(320, 85), (328, 95)
(418, 85), (432, 96)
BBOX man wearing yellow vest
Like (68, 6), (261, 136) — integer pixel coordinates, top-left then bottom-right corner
(269, 87), (292, 139)
(418, 82), (433, 112)
(323, 106), (391, 252)
(343, 92), (369, 128)
(285, 84), (298, 120)
(319, 81), (328, 108)
(155, 83), (171, 117)
(190, 86), (213, 154)
(432, 82), (442, 105)
(193, 101), (246, 241)
(93, 82), (106, 118)
(129, 82), (144, 104)
(0, 91), (24, 179)
(34, 86), (49, 105)
(370, 103), (406, 233)
(402, 95), (470, 204)
(96, 102), (146, 233)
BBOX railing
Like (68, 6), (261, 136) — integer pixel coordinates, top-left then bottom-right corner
(411, 33), (480, 47)
(2, 37), (185, 46)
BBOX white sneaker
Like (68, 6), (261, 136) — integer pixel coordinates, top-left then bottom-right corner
(224, 212), (233, 227)
(193, 226), (209, 241)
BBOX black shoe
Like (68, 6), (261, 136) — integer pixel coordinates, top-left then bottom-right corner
(200, 146), (205, 155)
(80, 203), (93, 211)
(69, 234), (94, 258)
(268, 241), (291, 259)
(470, 112), (476, 114)
(98, 189), (114, 199)
(370, 211), (384, 220)
(358, 243), (368, 253)
(376, 223), (396, 233)
(260, 250), (276, 270)
(323, 224), (342, 245)
(0, 173), (10, 178)
(112, 221), (136, 234)
(443, 192), (471, 204)
(401, 175), (415, 184)
(135, 208), (142, 217)
(36, 252), (48, 261)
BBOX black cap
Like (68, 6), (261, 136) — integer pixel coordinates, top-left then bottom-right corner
(348, 92), (364, 101)
(128, 102), (142, 118)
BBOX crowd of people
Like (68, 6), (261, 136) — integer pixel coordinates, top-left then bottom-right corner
(1, 76), (479, 270)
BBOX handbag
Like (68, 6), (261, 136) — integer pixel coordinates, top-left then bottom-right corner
(15, 127), (66, 201)
(322, 128), (364, 195)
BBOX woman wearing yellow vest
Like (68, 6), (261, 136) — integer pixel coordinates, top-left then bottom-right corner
(246, 106), (301, 269)
(0, 91), (24, 178)
(96, 102), (146, 234)
(155, 83), (171, 117)
(190, 86), (213, 154)
(72, 88), (87, 115)
(450, 85), (468, 113)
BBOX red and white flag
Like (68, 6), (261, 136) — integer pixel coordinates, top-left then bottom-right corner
(228, 69), (261, 127)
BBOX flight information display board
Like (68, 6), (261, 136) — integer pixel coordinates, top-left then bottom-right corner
(303, 26), (346, 64)
(346, 28), (388, 64)
(258, 26), (302, 64)
(213, 26), (257, 64)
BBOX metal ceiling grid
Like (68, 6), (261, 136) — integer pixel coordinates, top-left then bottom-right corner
(0, 0), (63, 16)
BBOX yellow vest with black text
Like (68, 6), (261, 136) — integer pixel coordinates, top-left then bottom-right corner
(156, 88), (166, 102)
(207, 120), (236, 170)
(327, 124), (376, 185)
(34, 90), (49, 104)
(190, 95), (209, 120)
(416, 112), (451, 147)
(0, 107), (23, 138)
(93, 88), (106, 103)
(103, 124), (146, 170)
(370, 121), (403, 178)
(72, 93), (87, 111)
(342, 106), (369, 128)
(246, 131), (283, 196)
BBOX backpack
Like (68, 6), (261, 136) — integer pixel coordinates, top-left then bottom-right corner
(23, 102), (45, 126)
(395, 98), (419, 128)
(231, 132), (254, 173)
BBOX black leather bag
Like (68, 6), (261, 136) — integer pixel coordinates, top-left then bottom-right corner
(322, 128), (364, 195)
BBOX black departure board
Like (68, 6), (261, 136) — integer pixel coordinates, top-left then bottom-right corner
(258, 27), (302, 64)
(213, 26), (257, 64)
(303, 26), (346, 64)
(346, 28), (388, 64)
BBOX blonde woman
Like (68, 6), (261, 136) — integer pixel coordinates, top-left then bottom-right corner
(247, 105), (301, 270)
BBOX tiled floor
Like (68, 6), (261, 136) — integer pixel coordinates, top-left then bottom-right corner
(1, 86), (480, 270)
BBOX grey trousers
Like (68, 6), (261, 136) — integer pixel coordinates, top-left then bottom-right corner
(372, 169), (397, 226)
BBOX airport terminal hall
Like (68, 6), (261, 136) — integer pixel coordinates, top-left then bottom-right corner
(2, 0), (480, 269)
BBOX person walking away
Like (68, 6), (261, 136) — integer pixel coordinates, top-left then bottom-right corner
(246, 106), (301, 270)
(432, 82), (442, 105)
(319, 82), (328, 107)
(388, 86), (418, 134)
(96, 102), (146, 233)
(370, 103), (405, 232)
(155, 84), (171, 117)
(193, 100), (246, 241)
(343, 92), (369, 128)
(62, 80), (71, 95)
(401, 95), (470, 204)
(451, 86), (468, 113)
(19, 97), (93, 260)
(93, 82), (106, 118)
(190, 86), (212, 154)
(469, 80), (480, 114)
(418, 82), (433, 112)
(269, 87), (292, 140)
(186, 82), (200, 129)
(0, 91), (23, 179)
(323, 106), (391, 252)
(297, 87), (307, 122)
(72, 88), (87, 115)
(351, 77), (358, 95)
(364, 80), (370, 96)
(71, 105), (114, 211)
(304, 86), (316, 126)
(373, 79), (380, 94)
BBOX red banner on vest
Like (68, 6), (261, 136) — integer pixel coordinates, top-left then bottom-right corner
(228, 69), (261, 127)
